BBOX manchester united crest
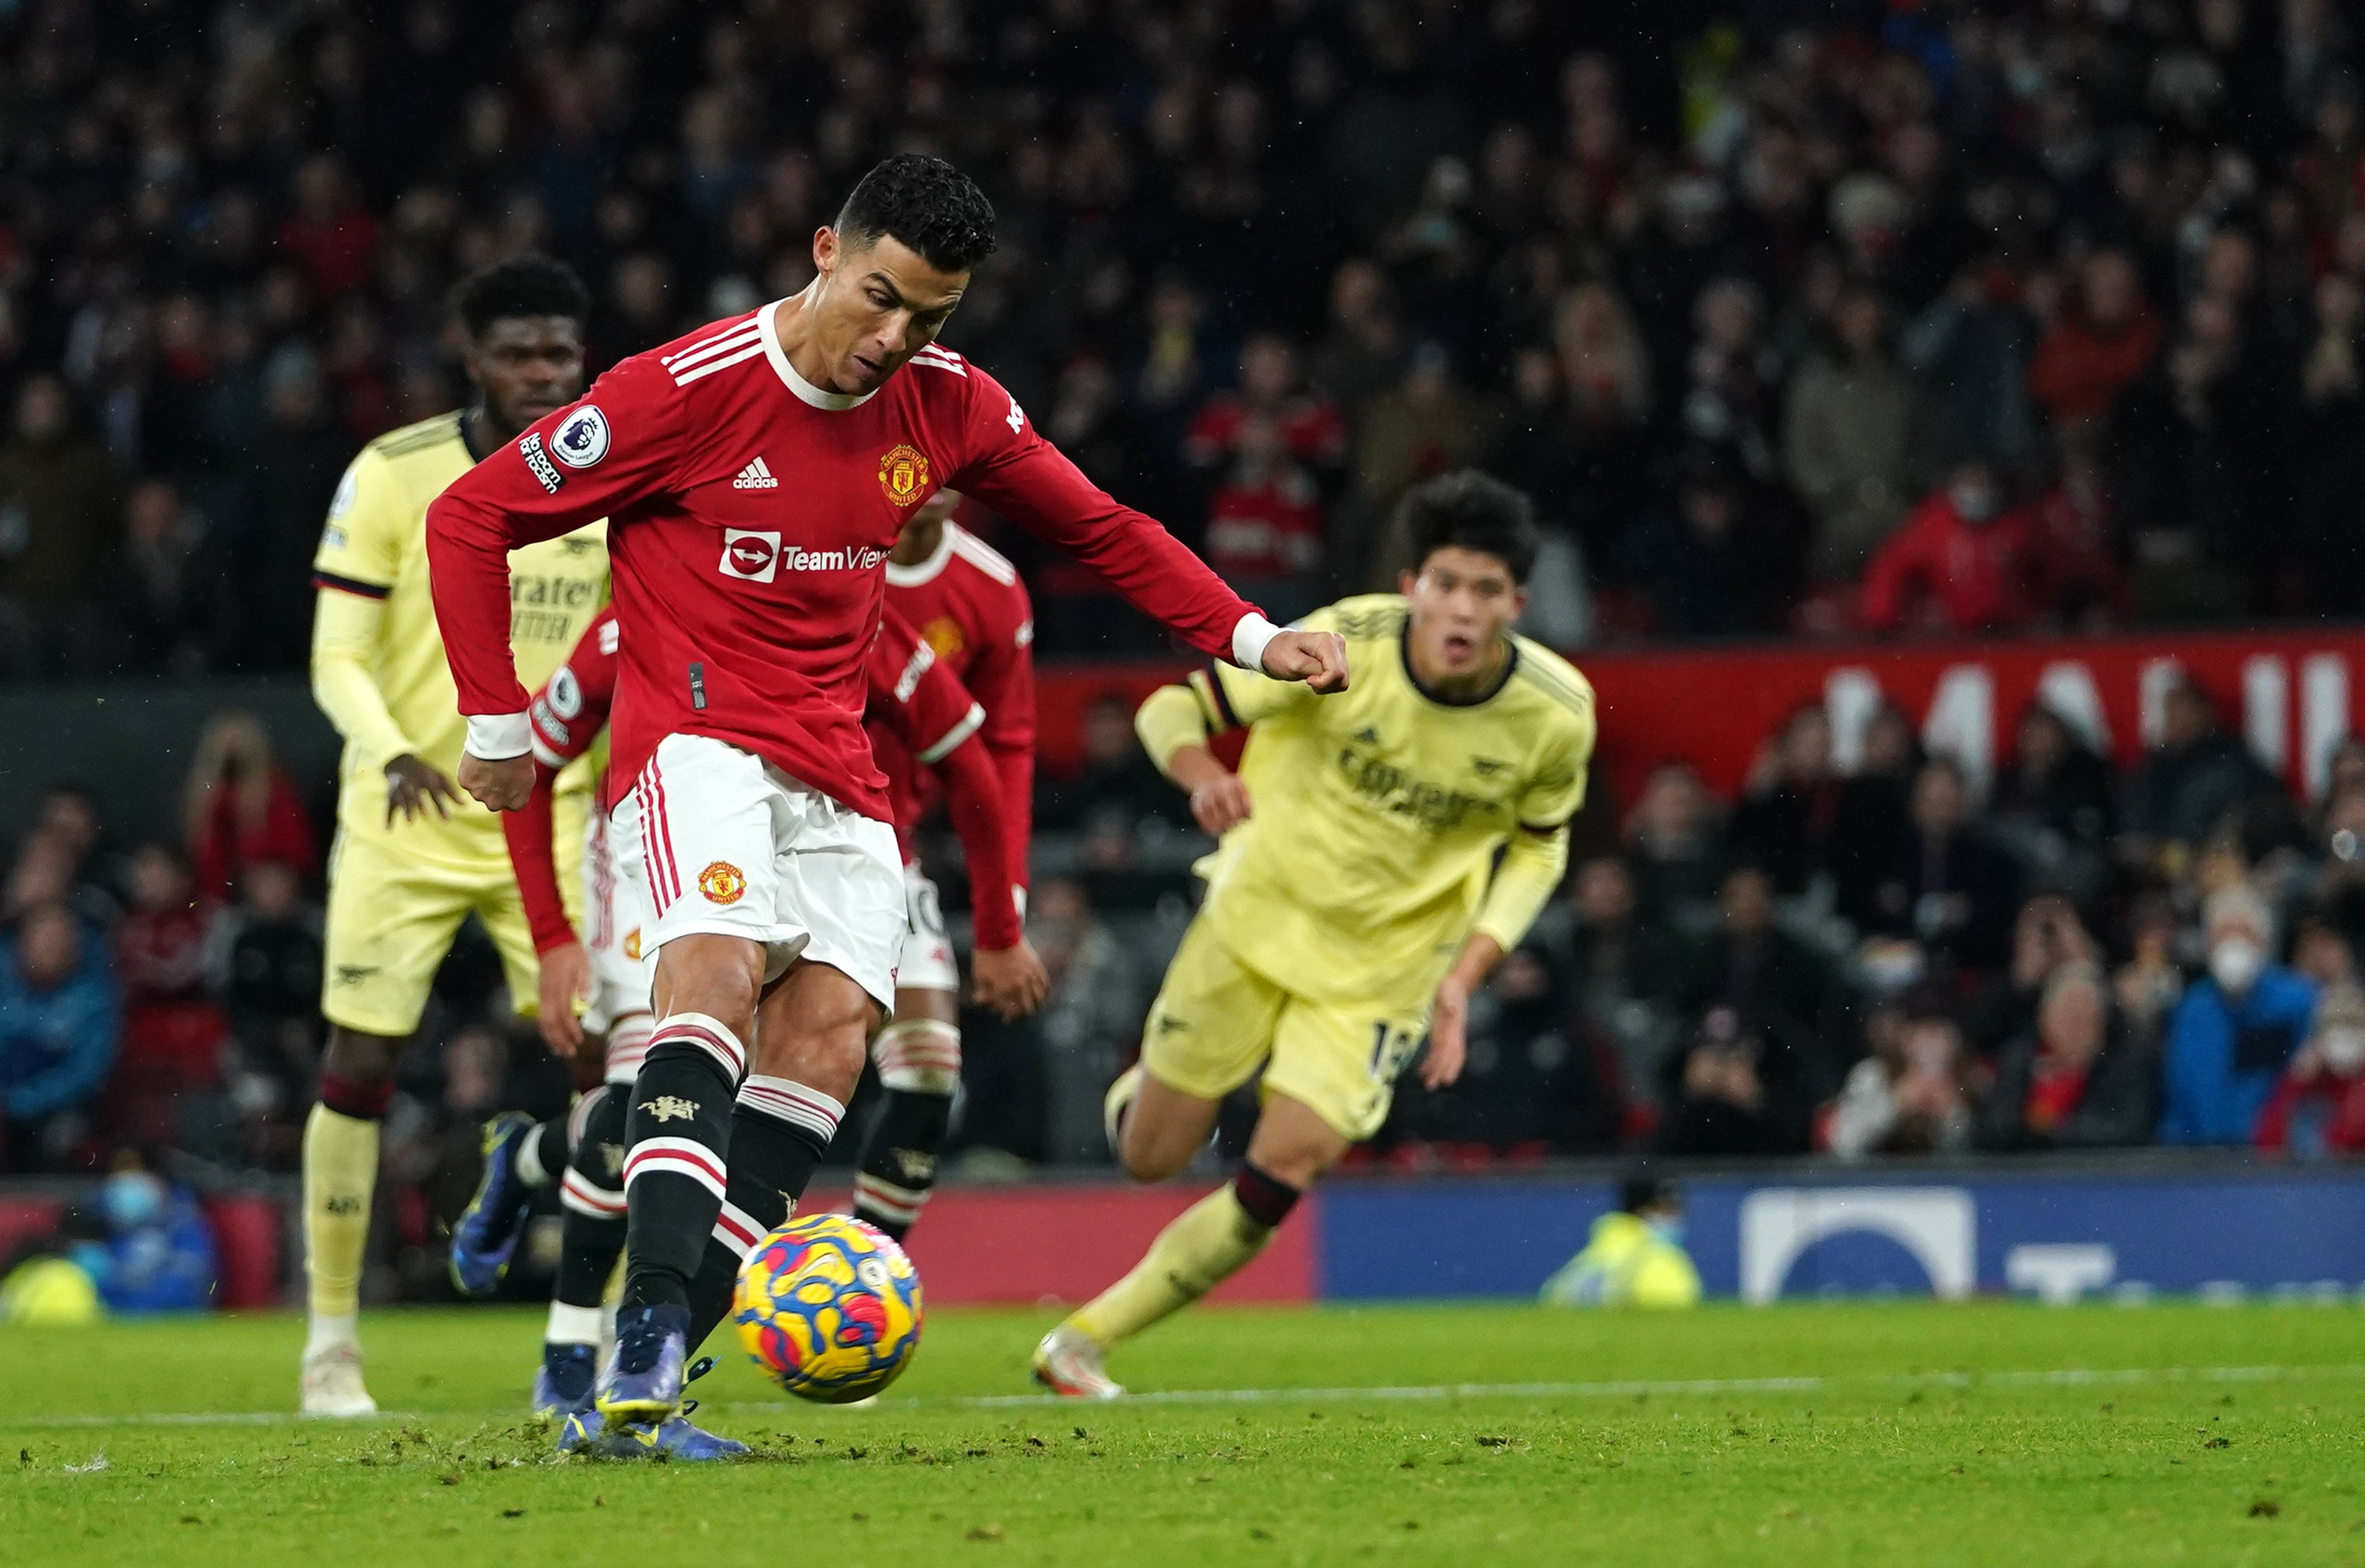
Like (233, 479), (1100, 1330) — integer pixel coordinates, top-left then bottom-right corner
(878, 443), (931, 507)
(622, 927), (642, 961)
(699, 861), (748, 905)
(921, 615), (966, 660)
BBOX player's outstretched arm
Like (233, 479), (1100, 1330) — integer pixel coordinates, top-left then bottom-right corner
(955, 380), (1347, 688)
(499, 768), (587, 1052)
(1134, 683), (1252, 835)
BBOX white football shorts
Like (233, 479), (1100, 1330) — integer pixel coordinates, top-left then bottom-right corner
(580, 798), (653, 1041)
(616, 733), (906, 1010)
(900, 862), (960, 995)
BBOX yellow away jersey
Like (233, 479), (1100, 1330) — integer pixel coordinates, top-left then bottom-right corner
(1186, 593), (1596, 1006)
(311, 410), (608, 859)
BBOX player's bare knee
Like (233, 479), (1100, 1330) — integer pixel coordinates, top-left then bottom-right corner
(652, 933), (762, 1028)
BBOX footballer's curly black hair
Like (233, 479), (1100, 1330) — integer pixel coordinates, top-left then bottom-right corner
(1398, 470), (1541, 586)
(453, 254), (591, 338)
(836, 153), (998, 274)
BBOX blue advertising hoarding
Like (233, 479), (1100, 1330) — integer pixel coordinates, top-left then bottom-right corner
(1314, 1165), (2365, 1303)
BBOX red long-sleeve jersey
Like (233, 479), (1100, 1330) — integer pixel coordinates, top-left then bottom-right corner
(429, 302), (1265, 824)
(877, 517), (1035, 890)
(502, 602), (1027, 951)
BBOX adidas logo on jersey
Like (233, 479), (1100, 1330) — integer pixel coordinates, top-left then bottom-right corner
(733, 456), (780, 489)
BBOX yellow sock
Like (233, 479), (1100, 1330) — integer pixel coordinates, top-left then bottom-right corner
(1069, 1185), (1273, 1347)
(302, 1104), (380, 1322)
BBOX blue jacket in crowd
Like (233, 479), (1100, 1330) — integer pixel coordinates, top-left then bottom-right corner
(0, 925), (121, 1122)
(2158, 967), (2318, 1146)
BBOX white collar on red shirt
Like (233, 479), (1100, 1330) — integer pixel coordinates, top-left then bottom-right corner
(759, 298), (878, 411)
(885, 524), (958, 588)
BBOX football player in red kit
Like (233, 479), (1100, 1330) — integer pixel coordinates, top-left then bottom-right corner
(455, 601), (1044, 1430)
(853, 486), (1035, 1244)
(426, 153), (1346, 1457)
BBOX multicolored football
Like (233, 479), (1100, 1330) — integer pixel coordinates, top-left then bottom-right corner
(731, 1214), (924, 1403)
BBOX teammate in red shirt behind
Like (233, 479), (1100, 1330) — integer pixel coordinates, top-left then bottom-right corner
(426, 154), (1346, 1457)
(853, 486), (1036, 1245)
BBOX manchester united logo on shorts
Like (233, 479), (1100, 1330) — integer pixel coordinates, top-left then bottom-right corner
(698, 862), (747, 905)
(622, 927), (642, 961)
(878, 443), (930, 507)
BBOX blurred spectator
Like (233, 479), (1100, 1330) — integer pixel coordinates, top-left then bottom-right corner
(2027, 250), (2160, 428)
(1991, 705), (2120, 902)
(1036, 695), (1184, 834)
(1683, 864), (1846, 1101)
(1869, 758), (2022, 975)
(75, 1153), (219, 1314)
(2121, 678), (2282, 866)
(1025, 877), (1140, 1164)
(1859, 459), (2035, 635)
(2113, 891), (2188, 1050)
(0, 903), (121, 1172)
(0, 376), (121, 677)
(1186, 335), (1345, 611)
(116, 479), (221, 673)
(113, 844), (226, 1093)
(1827, 706), (1922, 930)
(1729, 705), (1840, 899)
(1620, 448), (1774, 639)
(1782, 288), (1918, 583)
(2022, 425), (2128, 628)
(2291, 270), (2365, 611)
(182, 711), (319, 902)
(1622, 763), (1727, 928)
(2255, 981), (2365, 1157)
(1976, 961), (2158, 1150)
(1966, 895), (2103, 1063)
(1354, 344), (1495, 581)
(218, 861), (324, 1170)
(1540, 856), (1690, 1116)
(2160, 886), (2317, 1145)
(1824, 994), (1974, 1159)
(1654, 1006), (1811, 1157)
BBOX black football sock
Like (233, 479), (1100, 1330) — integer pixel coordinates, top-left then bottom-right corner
(853, 1089), (953, 1243)
(515, 1113), (570, 1189)
(681, 1076), (844, 1353)
(617, 1013), (746, 1316)
(552, 1084), (629, 1313)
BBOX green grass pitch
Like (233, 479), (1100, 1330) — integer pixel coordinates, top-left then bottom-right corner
(5, 1300), (2364, 1565)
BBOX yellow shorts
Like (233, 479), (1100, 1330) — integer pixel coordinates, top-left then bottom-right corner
(321, 796), (587, 1036)
(1139, 915), (1430, 1143)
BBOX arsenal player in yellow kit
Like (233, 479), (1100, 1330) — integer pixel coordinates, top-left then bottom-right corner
(1035, 471), (1596, 1398)
(300, 258), (608, 1416)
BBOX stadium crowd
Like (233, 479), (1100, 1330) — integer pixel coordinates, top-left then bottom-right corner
(3, 0), (2365, 670)
(9, 677), (2365, 1191)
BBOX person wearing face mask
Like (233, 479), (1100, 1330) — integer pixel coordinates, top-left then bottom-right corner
(2254, 982), (2365, 1157)
(2159, 886), (2318, 1145)
(70, 1151), (219, 1314)
(1856, 457), (2037, 635)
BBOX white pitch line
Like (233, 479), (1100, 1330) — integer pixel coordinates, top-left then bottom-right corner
(13, 1363), (2365, 1430)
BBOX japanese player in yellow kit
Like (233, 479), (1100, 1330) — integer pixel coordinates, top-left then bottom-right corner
(299, 258), (608, 1416)
(1034, 471), (1596, 1397)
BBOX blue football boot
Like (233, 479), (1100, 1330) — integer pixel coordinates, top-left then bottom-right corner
(531, 1342), (600, 1419)
(596, 1303), (690, 1429)
(449, 1111), (539, 1297)
(556, 1407), (748, 1461)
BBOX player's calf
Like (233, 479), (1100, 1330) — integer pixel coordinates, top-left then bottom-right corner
(678, 1073), (846, 1351)
(853, 1014), (960, 1241)
(300, 1026), (401, 1417)
(536, 1078), (632, 1417)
